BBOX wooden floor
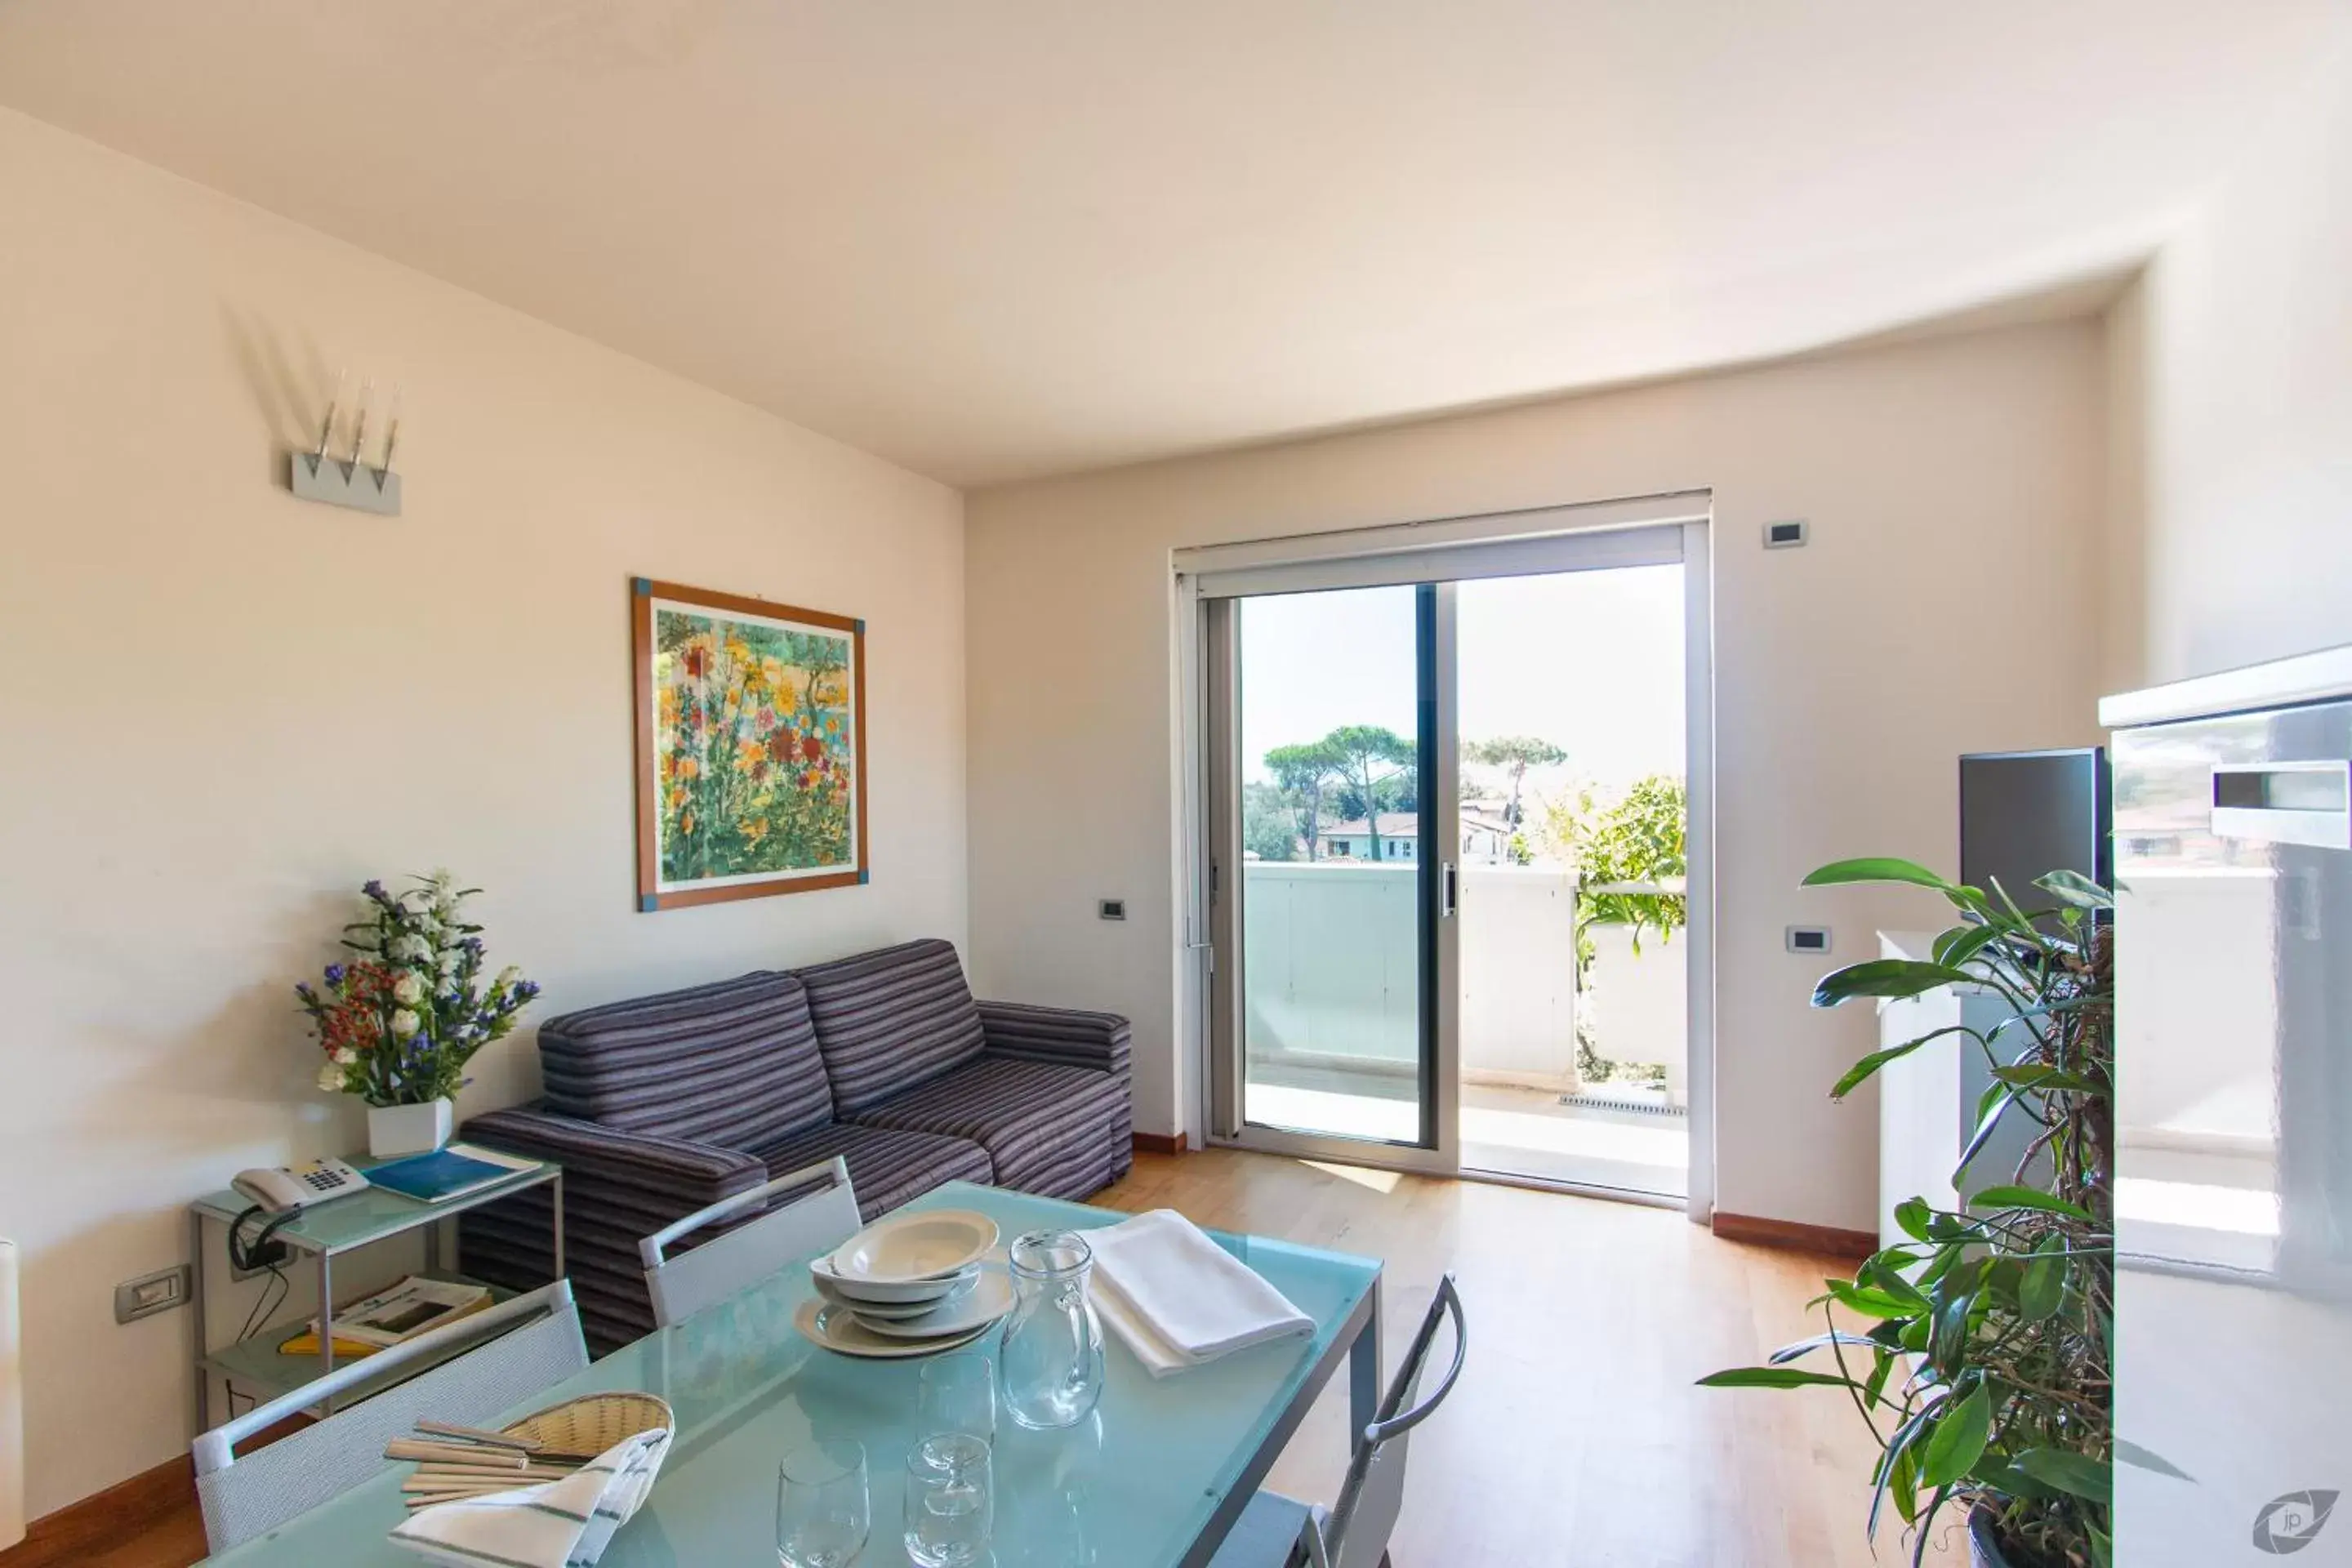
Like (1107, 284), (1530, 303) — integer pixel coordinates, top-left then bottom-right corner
(14, 1147), (1956, 1567)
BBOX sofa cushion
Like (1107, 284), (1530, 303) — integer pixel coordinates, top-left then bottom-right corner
(848, 1056), (1129, 1196)
(791, 938), (987, 1114)
(537, 971), (833, 1152)
(749, 1120), (992, 1220)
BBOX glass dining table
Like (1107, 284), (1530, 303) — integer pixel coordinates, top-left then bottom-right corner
(202, 1181), (1383, 1568)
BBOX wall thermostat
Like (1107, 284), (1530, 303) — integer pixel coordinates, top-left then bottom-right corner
(1098, 899), (1127, 922)
(1763, 519), (1809, 549)
(1785, 925), (1832, 955)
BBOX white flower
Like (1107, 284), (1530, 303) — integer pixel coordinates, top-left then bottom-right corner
(391, 972), (425, 1006)
(316, 1062), (347, 1093)
(495, 964), (522, 990)
(391, 1009), (421, 1038)
(427, 868), (455, 891)
(332, 1047), (359, 1066)
(389, 934), (429, 962)
(438, 948), (461, 975)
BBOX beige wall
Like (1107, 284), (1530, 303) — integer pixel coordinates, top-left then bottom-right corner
(967, 319), (2108, 1234)
(0, 108), (967, 1516)
(2108, 42), (2352, 686)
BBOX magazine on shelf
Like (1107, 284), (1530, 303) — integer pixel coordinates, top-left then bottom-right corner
(366, 1141), (539, 1204)
(278, 1276), (492, 1359)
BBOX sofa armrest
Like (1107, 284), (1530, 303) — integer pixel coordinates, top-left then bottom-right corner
(461, 1104), (766, 1210)
(977, 1000), (1132, 1078)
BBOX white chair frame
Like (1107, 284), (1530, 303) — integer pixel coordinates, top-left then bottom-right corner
(638, 1156), (860, 1329)
(1212, 1272), (1468, 1568)
(191, 1279), (588, 1553)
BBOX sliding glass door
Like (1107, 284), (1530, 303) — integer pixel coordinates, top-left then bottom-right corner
(1205, 583), (1459, 1166)
(1192, 506), (1708, 1200)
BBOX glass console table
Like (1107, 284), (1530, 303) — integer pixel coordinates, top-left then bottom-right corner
(187, 1154), (563, 1428)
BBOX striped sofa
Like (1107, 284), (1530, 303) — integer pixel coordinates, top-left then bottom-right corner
(456, 938), (1132, 1350)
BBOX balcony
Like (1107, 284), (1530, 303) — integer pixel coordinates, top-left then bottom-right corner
(1241, 861), (1689, 1196)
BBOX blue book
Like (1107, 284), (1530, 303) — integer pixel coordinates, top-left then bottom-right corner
(367, 1143), (536, 1204)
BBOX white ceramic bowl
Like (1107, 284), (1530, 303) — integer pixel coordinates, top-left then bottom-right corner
(811, 1271), (976, 1319)
(808, 1253), (975, 1305)
(828, 1209), (999, 1285)
(852, 1269), (1014, 1341)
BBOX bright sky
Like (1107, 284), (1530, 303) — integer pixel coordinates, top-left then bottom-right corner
(1237, 565), (1685, 795)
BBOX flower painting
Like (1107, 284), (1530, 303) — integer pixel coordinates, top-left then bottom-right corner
(632, 578), (867, 909)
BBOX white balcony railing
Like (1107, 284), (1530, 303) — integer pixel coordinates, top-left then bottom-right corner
(1240, 861), (1686, 1098)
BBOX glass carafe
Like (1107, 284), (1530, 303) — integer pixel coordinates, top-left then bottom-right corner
(997, 1229), (1105, 1429)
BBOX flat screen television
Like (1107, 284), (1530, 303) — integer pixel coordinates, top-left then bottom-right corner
(1959, 747), (2111, 915)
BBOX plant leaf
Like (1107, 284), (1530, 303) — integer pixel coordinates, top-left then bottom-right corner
(1858, 1255), (1932, 1312)
(1932, 923), (2006, 970)
(1892, 1196), (1934, 1242)
(1767, 1330), (1882, 1365)
(2019, 1237), (2066, 1321)
(1920, 1384), (1992, 1488)
(2034, 868), (2114, 910)
(1803, 857), (1955, 891)
(1695, 1366), (1857, 1390)
(1812, 960), (1980, 1009)
(1826, 1279), (1922, 1320)
(1829, 1040), (1927, 1100)
(1969, 1185), (2095, 1220)
(2016, 1449), (2112, 1506)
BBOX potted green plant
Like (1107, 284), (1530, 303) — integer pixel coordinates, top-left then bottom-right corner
(1701, 858), (2115, 1568)
(295, 871), (540, 1156)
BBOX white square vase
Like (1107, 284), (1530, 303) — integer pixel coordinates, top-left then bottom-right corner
(368, 1098), (455, 1159)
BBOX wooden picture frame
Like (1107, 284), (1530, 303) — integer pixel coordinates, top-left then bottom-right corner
(631, 577), (869, 910)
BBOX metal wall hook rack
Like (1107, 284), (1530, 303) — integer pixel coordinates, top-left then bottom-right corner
(290, 451), (402, 515)
(287, 370), (403, 516)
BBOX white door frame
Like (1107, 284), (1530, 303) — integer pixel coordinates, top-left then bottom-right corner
(1174, 496), (1717, 1219)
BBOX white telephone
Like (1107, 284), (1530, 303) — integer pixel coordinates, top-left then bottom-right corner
(231, 1158), (372, 1214)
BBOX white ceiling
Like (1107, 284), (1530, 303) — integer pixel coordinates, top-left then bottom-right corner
(2, 2), (2344, 485)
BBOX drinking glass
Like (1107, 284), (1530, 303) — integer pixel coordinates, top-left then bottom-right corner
(903, 1432), (993, 1568)
(999, 1229), (1106, 1430)
(776, 1439), (869, 1568)
(920, 1352), (997, 1449)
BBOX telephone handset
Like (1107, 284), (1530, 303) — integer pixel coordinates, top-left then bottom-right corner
(230, 1158), (372, 1215)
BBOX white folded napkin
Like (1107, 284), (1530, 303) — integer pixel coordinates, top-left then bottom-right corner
(390, 1426), (671, 1568)
(1087, 1209), (1312, 1379)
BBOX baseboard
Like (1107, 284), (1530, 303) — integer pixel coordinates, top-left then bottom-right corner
(1131, 1130), (1191, 1156)
(1710, 1210), (1878, 1260)
(0, 1450), (193, 1568)
(0, 1412), (309, 1568)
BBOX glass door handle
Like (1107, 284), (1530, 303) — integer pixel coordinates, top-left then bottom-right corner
(1442, 862), (1458, 918)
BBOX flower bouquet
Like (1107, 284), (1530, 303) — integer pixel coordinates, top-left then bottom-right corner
(296, 871), (540, 1156)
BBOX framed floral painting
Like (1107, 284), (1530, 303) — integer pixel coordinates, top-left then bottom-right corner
(631, 578), (867, 909)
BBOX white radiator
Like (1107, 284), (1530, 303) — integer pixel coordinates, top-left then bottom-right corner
(0, 1239), (20, 1547)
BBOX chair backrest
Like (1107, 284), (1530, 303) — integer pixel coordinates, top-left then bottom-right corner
(639, 1156), (860, 1328)
(192, 1280), (589, 1553)
(537, 969), (835, 1152)
(1315, 1273), (1468, 1568)
(791, 938), (987, 1113)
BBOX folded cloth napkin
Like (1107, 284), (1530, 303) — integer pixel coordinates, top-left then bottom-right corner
(390, 1426), (671, 1568)
(1088, 1209), (1312, 1379)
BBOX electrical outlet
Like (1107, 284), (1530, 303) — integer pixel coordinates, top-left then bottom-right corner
(115, 1263), (193, 1324)
(229, 1235), (290, 1282)
(1098, 898), (1128, 921)
(1763, 519), (1809, 549)
(1785, 925), (1833, 956)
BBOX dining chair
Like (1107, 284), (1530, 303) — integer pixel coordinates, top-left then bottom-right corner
(191, 1278), (589, 1553)
(638, 1155), (860, 1328)
(1209, 1272), (1468, 1568)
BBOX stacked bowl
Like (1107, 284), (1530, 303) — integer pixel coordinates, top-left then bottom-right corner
(795, 1209), (1013, 1359)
